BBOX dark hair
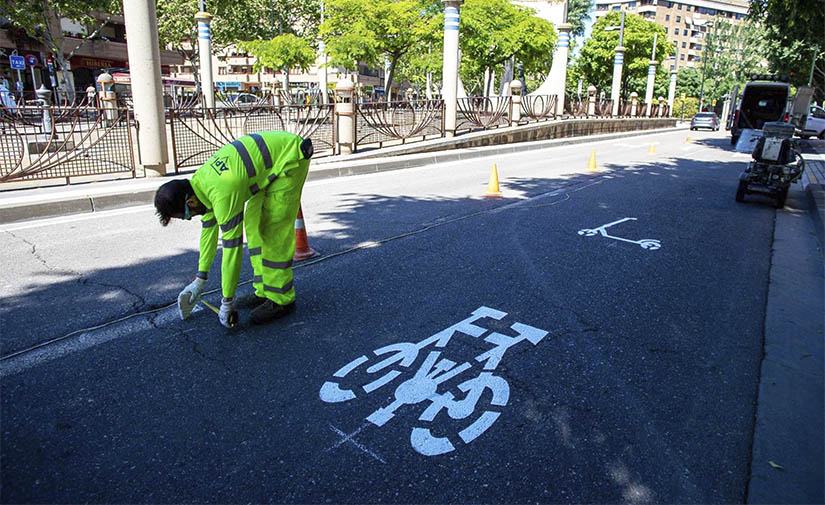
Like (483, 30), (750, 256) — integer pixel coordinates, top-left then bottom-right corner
(154, 179), (192, 226)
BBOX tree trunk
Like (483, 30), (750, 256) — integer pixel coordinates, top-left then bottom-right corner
(385, 52), (401, 102)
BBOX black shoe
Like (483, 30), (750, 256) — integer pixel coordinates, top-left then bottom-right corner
(250, 300), (296, 325)
(235, 292), (266, 309)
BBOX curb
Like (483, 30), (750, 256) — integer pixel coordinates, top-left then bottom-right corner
(0, 126), (683, 226)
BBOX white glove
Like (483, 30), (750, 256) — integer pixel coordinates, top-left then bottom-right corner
(219, 297), (236, 328)
(180, 276), (206, 304)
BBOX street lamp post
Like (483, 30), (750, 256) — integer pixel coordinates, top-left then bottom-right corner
(644, 33), (658, 117)
(605, 12), (626, 116)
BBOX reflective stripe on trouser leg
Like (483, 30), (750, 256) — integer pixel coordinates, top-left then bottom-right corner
(260, 160), (310, 304)
(244, 190), (266, 298)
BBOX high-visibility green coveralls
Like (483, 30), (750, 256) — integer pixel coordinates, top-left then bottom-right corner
(190, 131), (310, 304)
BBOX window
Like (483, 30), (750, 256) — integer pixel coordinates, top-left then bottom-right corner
(677, 3), (682, 9)
(664, 27), (668, 33)
(708, 9), (715, 15)
(612, 5), (621, 10)
(674, 28), (679, 35)
(676, 15), (681, 22)
(695, 43), (702, 50)
(700, 7), (707, 14)
(682, 41), (687, 48)
(680, 54), (685, 60)
(597, 4), (608, 9)
(666, 14), (670, 20)
(628, 1), (636, 8)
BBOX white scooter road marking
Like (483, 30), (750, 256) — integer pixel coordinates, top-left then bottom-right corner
(578, 217), (661, 250)
(320, 307), (549, 456)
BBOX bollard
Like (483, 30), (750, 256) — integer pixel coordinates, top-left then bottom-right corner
(587, 85), (597, 117)
(509, 79), (522, 126)
(97, 72), (117, 125)
(35, 84), (52, 135)
(335, 77), (355, 154)
(630, 91), (638, 117)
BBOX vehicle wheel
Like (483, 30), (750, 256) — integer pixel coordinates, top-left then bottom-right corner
(736, 181), (747, 202)
(819, 130), (825, 140)
(731, 135), (739, 145)
(776, 189), (788, 209)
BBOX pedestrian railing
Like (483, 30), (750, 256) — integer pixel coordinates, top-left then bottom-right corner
(167, 103), (335, 171)
(355, 99), (444, 150)
(0, 88), (676, 186)
(0, 102), (136, 184)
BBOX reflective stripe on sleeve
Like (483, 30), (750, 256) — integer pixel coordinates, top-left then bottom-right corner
(222, 237), (243, 248)
(220, 210), (244, 232)
(250, 183), (260, 195)
(202, 218), (217, 228)
(263, 280), (294, 294)
(250, 133), (272, 170)
(262, 259), (293, 269)
(232, 140), (256, 177)
(248, 247), (262, 256)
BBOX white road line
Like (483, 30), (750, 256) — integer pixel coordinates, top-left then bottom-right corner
(0, 205), (155, 232)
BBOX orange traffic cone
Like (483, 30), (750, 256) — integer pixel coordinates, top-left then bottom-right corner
(587, 149), (598, 172)
(293, 205), (317, 261)
(485, 163), (502, 197)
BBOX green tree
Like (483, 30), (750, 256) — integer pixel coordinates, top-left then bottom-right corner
(459, 0), (556, 96)
(749, 0), (824, 100)
(675, 66), (702, 98)
(566, 0), (594, 38)
(3, 0), (122, 94)
(156, 0), (320, 89)
(577, 12), (672, 100)
(239, 35), (316, 92)
(319, 0), (441, 99)
(699, 19), (767, 105)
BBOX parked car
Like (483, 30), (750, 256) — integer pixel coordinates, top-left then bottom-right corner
(730, 76), (792, 145)
(217, 92), (265, 109)
(690, 112), (720, 131)
(797, 105), (825, 139)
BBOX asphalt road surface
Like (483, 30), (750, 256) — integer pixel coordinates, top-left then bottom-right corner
(1, 129), (778, 503)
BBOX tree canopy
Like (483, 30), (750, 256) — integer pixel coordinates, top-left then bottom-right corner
(459, 0), (557, 95)
(319, 0), (441, 97)
(577, 12), (672, 100)
(749, 0), (824, 100)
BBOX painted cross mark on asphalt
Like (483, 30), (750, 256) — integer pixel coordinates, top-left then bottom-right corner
(319, 307), (549, 456)
(326, 422), (386, 464)
(578, 217), (661, 250)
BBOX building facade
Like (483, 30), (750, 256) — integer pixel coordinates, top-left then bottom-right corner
(594, 0), (749, 69)
(0, 13), (182, 96)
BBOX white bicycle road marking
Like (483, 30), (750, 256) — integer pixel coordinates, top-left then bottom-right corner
(577, 217), (661, 250)
(319, 306), (549, 456)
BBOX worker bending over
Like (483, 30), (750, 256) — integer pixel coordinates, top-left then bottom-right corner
(154, 130), (313, 327)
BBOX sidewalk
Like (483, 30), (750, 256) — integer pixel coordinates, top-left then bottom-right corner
(0, 126), (681, 225)
(799, 140), (825, 248)
(747, 180), (824, 504)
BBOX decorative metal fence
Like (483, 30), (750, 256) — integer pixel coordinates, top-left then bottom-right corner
(456, 96), (511, 131)
(355, 99), (444, 149)
(168, 104), (335, 171)
(0, 100), (136, 183)
(521, 95), (558, 122)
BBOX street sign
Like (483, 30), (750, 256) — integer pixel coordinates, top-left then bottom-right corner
(10, 55), (25, 70)
(24, 54), (38, 67)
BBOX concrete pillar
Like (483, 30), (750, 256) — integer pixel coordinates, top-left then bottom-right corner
(509, 79), (522, 125)
(335, 78), (355, 154)
(442, 0), (463, 137)
(549, 23), (572, 116)
(195, 11), (215, 109)
(122, 0), (169, 175)
(630, 91), (638, 117)
(587, 85), (597, 116)
(667, 69), (677, 113)
(610, 46), (625, 116)
(645, 60), (658, 117)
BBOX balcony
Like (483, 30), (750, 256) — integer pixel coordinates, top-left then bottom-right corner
(638, 5), (656, 14)
(227, 55), (253, 66)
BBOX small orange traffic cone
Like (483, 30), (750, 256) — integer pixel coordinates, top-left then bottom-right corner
(685, 136), (691, 143)
(587, 149), (598, 172)
(485, 163), (502, 197)
(648, 142), (656, 155)
(293, 205), (317, 261)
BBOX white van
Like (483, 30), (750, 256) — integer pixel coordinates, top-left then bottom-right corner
(730, 76), (792, 145)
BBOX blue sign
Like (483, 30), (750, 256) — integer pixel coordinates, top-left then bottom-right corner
(10, 55), (25, 70)
(24, 54), (38, 67)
